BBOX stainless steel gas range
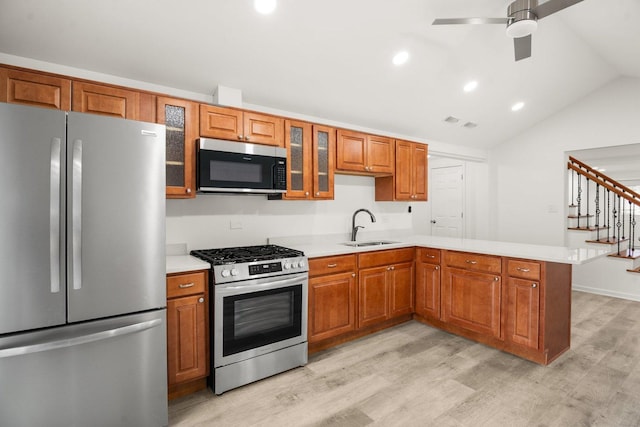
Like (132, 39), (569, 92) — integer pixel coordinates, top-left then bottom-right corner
(191, 245), (308, 395)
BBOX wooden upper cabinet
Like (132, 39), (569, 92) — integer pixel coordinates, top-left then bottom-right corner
(0, 67), (71, 110)
(336, 129), (394, 175)
(72, 81), (141, 120)
(200, 104), (284, 147)
(284, 120), (335, 200)
(157, 96), (198, 199)
(376, 139), (428, 201)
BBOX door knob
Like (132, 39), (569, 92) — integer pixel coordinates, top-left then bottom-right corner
(430, 220), (436, 224)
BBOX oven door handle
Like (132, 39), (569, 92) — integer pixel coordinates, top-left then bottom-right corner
(217, 273), (308, 294)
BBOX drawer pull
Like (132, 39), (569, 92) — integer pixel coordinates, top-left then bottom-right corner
(327, 263), (338, 268)
(532, 283), (538, 288)
(178, 282), (195, 289)
(465, 260), (478, 265)
(517, 267), (531, 272)
(427, 255), (436, 259)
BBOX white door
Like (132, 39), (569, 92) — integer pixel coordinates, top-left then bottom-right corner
(431, 165), (464, 237)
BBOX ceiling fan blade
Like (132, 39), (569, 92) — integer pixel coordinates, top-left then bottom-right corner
(432, 17), (509, 25)
(532, 0), (583, 19)
(514, 35), (532, 61)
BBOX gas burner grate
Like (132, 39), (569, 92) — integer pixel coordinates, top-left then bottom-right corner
(190, 244), (304, 265)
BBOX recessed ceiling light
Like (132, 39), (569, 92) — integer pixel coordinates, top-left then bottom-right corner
(254, 0), (276, 14)
(511, 101), (525, 112)
(463, 80), (478, 92)
(392, 51), (409, 66)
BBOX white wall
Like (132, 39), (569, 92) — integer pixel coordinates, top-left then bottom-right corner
(488, 77), (640, 245)
(167, 175), (415, 250)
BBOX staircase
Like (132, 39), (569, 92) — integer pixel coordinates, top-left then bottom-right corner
(567, 157), (640, 298)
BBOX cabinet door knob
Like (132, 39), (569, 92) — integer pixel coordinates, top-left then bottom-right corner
(315, 192), (320, 196)
(245, 136), (250, 141)
(238, 135), (243, 140)
(435, 266), (440, 270)
(198, 297), (204, 303)
(390, 266), (395, 270)
(352, 273), (356, 277)
(494, 277), (500, 281)
(185, 188), (192, 194)
(532, 283), (538, 288)
(305, 192), (309, 196)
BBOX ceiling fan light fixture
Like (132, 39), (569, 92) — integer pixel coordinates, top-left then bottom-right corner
(506, 19), (538, 38)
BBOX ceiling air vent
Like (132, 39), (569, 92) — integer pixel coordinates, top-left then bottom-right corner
(463, 122), (478, 129)
(444, 116), (460, 124)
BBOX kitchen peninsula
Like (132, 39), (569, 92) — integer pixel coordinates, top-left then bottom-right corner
(269, 235), (609, 365)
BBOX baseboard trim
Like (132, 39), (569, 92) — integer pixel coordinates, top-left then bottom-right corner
(572, 284), (640, 302)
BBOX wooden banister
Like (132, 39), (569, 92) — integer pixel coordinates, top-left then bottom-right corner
(568, 156), (640, 208)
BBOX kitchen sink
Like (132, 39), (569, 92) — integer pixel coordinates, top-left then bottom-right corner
(341, 240), (399, 247)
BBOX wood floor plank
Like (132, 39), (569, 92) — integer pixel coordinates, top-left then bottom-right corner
(169, 291), (640, 427)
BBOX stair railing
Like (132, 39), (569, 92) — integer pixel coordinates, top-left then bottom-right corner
(568, 156), (639, 257)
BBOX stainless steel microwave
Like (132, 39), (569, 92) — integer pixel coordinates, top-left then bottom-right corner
(196, 138), (287, 194)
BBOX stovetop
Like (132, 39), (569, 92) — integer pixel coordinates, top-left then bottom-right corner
(191, 244), (304, 265)
(190, 244), (308, 284)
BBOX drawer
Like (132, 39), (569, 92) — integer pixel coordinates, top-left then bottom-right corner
(444, 251), (501, 274)
(358, 248), (415, 269)
(507, 259), (541, 280)
(167, 271), (207, 298)
(309, 254), (356, 277)
(417, 247), (440, 264)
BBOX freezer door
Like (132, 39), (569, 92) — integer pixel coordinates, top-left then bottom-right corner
(67, 112), (166, 322)
(0, 103), (66, 335)
(0, 310), (168, 427)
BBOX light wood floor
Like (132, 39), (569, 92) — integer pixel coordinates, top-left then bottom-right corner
(169, 291), (640, 426)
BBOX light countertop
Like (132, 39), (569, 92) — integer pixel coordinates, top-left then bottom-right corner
(166, 255), (210, 275)
(269, 234), (611, 265)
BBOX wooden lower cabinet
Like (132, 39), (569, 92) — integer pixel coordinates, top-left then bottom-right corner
(166, 270), (209, 399)
(506, 276), (540, 349)
(415, 248), (441, 320)
(358, 249), (415, 328)
(441, 267), (502, 338)
(309, 271), (357, 342)
(307, 248), (571, 366)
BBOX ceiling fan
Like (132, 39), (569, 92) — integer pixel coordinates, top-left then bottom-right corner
(432, 0), (583, 61)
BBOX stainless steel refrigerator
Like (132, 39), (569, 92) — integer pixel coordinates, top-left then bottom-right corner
(0, 102), (168, 427)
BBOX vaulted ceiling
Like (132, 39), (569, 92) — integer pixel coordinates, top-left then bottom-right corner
(1, 0), (639, 149)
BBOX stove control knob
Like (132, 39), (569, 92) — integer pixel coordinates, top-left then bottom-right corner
(231, 268), (239, 276)
(299, 260), (306, 268)
(284, 262), (291, 270)
(221, 270), (231, 278)
(292, 262), (299, 269)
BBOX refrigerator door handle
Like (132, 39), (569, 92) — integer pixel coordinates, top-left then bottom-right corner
(71, 139), (83, 290)
(50, 137), (62, 294)
(0, 318), (162, 358)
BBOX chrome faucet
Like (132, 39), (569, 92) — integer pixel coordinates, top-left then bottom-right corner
(351, 209), (376, 241)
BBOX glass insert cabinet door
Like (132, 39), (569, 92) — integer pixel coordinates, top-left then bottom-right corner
(157, 96), (198, 198)
(284, 120), (334, 200)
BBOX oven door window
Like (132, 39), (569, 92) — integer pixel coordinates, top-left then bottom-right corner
(199, 150), (275, 190)
(222, 284), (302, 356)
